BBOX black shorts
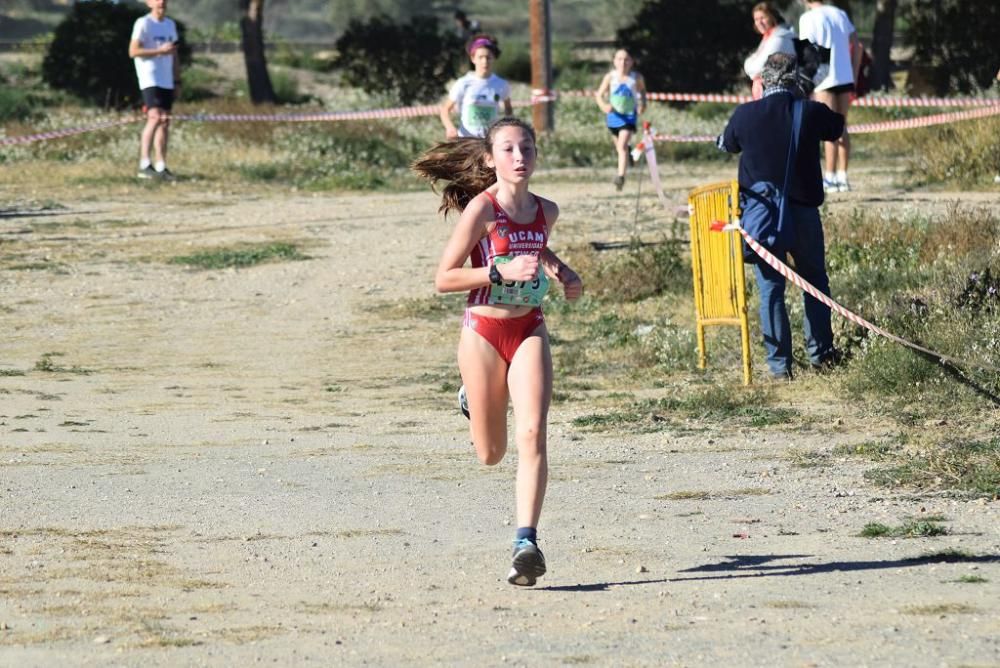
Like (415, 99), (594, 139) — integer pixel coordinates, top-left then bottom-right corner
(141, 86), (175, 111)
(821, 83), (855, 95)
(609, 124), (637, 136)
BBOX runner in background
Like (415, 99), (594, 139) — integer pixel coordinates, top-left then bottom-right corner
(412, 117), (583, 587)
(744, 2), (796, 100)
(594, 49), (647, 191)
(129, 0), (180, 180)
(798, 0), (861, 193)
(440, 35), (513, 139)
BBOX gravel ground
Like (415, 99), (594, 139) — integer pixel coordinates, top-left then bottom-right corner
(1, 173), (998, 667)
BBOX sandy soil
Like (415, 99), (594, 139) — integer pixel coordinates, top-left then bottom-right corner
(1, 170), (999, 667)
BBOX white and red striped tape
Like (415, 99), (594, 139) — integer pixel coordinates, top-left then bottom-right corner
(4, 92), (999, 147)
(555, 88), (1000, 108)
(710, 220), (999, 373)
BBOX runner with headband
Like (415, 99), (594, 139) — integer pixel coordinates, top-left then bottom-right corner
(440, 34), (513, 139)
(413, 117), (583, 586)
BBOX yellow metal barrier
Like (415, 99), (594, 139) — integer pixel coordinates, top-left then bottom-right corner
(688, 181), (752, 385)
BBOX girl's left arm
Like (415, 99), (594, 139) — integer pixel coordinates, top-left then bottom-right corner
(538, 200), (583, 301)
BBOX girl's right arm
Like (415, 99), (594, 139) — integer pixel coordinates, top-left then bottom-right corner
(594, 73), (612, 114)
(435, 195), (539, 293)
(440, 98), (459, 139)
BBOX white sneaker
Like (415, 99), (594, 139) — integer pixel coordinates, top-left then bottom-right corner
(457, 385), (469, 420)
(837, 179), (851, 192)
(823, 178), (838, 193)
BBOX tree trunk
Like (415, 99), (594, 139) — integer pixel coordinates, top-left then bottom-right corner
(240, 0), (276, 104)
(870, 0), (898, 91)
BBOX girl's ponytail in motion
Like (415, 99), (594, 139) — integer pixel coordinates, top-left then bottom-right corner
(412, 117), (537, 217)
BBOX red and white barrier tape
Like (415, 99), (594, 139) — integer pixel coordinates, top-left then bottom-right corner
(0, 117), (137, 147)
(557, 88), (1000, 108)
(710, 220), (999, 373)
(5, 92), (999, 147)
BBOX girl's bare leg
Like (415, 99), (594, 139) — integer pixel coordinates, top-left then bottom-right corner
(615, 129), (633, 178)
(506, 326), (552, 529)
(458, 327), (509, 466)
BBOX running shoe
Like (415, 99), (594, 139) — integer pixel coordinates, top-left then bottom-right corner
(457, 385), (469, 420)
(823, 178), (838, 193)
(837, 179), (852, 193)
(613, 175), (625, 191)
(137, 166), (157, 180)
(507, 538), (546, 587)
(155, 168), (176, 181)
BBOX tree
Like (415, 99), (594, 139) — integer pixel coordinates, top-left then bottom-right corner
(615, 0), (757, 94)
(240, 0), (276, 104)
(334, 14), (462, 105)
(904, 0), (1000, 95)
(869, 0), (897, 91)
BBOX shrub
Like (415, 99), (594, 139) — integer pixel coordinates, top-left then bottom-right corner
(334, 14), (463, 105)
(904, 0), (1000, 95)
(615, 0), (757, 93)
(42, 0), (192, 108)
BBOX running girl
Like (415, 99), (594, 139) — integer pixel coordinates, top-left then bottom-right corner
(594, 49), (647, 191)
(412, 118), (584, 586)
(440, 34), (513, 139)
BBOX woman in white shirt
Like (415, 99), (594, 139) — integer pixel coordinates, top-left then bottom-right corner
(744, 2), (796, 100)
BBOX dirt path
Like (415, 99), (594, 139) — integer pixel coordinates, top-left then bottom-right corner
(1, 174), (998, 666)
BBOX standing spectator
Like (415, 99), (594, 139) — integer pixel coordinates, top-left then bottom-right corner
(453, 10), (481, 41)
(594, 49), (647, 191)
(798, 0), (861, 193)
(743, 2), (796, 100)
(129, 0), (180, 180)
(440, 35), (513, 139)
(717, 53), (844, 379)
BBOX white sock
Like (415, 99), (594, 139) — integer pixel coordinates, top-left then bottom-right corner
(836, 170), (848, 184)
(140, 158), (151, 169)
(154, 161), (166, 172)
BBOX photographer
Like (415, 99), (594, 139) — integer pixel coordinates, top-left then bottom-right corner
(716, 53), (844, 379)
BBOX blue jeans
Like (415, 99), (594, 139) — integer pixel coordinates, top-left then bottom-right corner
(752, 204), (834, 377)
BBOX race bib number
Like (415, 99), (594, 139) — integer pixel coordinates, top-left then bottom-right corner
(489, 256), (550, 306)
(464, 101), (498, 134)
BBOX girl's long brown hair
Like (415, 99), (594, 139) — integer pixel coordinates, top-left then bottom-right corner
(411, 117), (537, 217)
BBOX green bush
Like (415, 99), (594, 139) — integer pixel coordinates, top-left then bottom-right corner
(42, 0), (192, 108)
(904, 0), (1000, 95)
(334, 14), (462, 105)
(616, 0), (757, 93)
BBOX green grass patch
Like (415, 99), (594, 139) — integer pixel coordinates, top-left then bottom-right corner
(862, 438), (1000, 497)
(948, 575), (988, 584)
(33, 352), (94, 375)
(572, 385), (795, 433)
(655, 487), (770, 501)
(859, 520), (949, 538)
(169, 242), (307, 270)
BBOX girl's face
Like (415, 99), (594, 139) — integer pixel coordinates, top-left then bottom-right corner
(486, 126), (536, 184)
(754, 10), (774, 35)
(613, 50), (633, 73)
(470, 47), (495, 77)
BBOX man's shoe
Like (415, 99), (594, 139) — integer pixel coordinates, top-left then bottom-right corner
(811, 349), (844, 372)
(155, 167), (176, 181)
(507, 538), (546, 587)
(613, 175), (625, 191)
(457, 385), (469, 420)
(137, 166), (157, 180)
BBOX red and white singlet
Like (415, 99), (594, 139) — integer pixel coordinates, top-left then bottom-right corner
(467, 190), (549, 307)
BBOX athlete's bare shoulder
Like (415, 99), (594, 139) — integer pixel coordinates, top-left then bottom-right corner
(534, 195), (559, 225)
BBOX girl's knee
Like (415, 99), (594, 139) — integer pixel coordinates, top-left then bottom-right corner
(475, 442), (506, 466)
